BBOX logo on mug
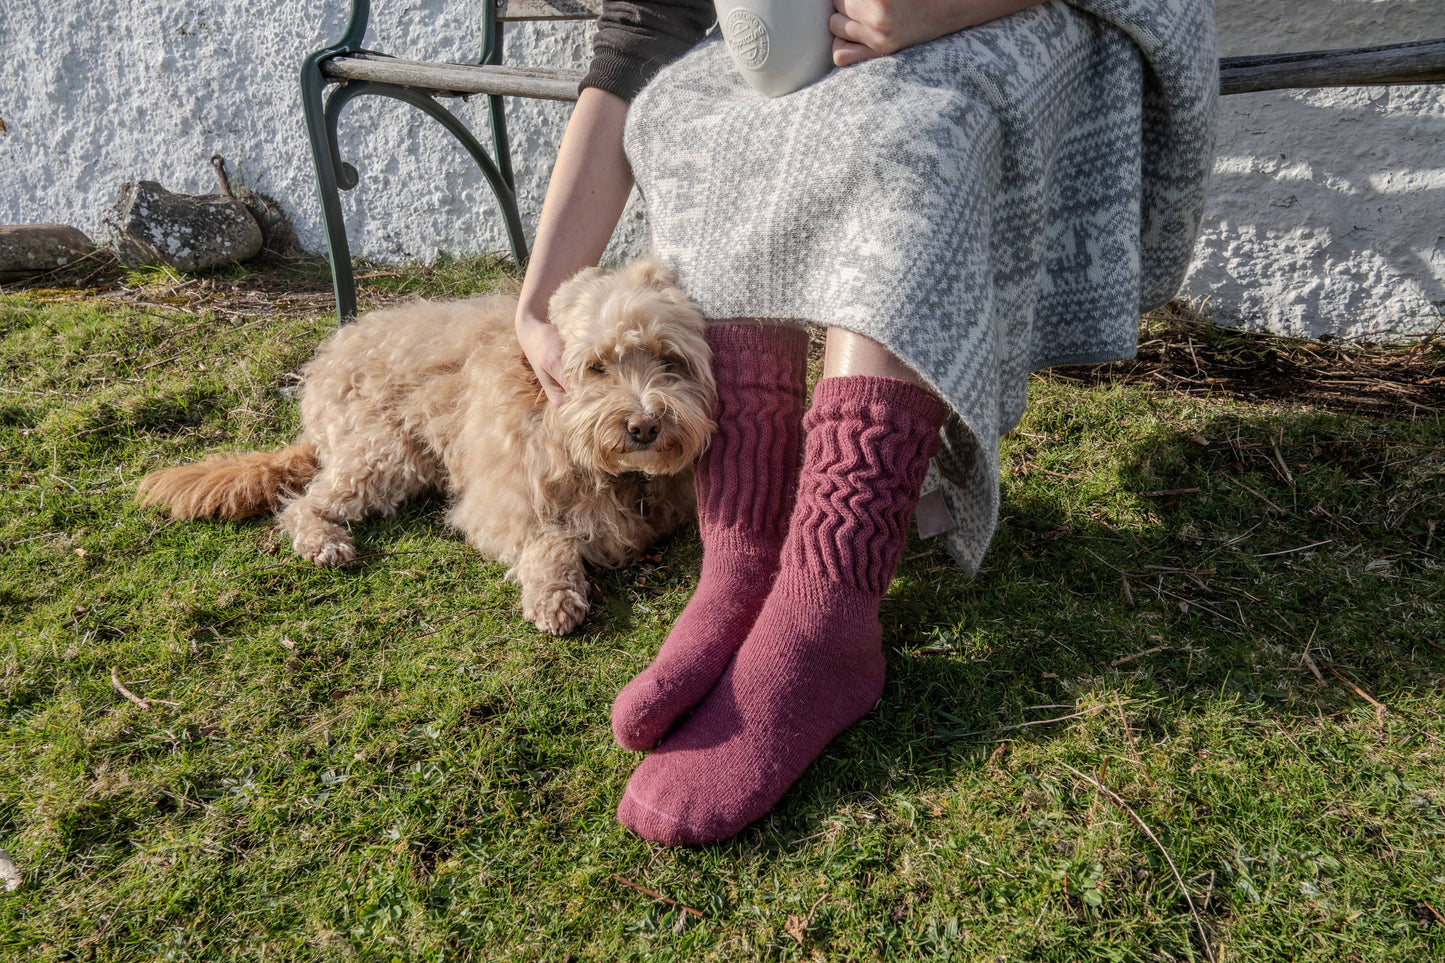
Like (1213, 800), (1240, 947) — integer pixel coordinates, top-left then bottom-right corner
(724, 9), (770, 70)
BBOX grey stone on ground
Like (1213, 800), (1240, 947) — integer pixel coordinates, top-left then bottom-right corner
(240, 189), (303, 258)
(209, 156), (302, 259)
(104, 180), (263, 272)
(0, 224), (96, 282)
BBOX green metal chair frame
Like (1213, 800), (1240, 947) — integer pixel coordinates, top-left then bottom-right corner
(300, 0), (528, 322)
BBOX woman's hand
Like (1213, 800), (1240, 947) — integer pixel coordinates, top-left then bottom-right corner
(830, 0), (1047, 66)
(515, 310), (569, 407)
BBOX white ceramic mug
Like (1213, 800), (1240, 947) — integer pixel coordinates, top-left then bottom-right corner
(714, 0), (835, 98)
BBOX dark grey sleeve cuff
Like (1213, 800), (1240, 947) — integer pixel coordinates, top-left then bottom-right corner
(579, 50), (659, 102)
(579, 0), (715, 103)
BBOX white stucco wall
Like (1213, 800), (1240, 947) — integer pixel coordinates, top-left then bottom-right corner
(1, 0), (1441, 338)
(0, 1), (592, 267)
(1196, 0), (1445, 337)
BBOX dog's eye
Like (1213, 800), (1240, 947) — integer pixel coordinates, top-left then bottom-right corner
(658, 359), (673, 371)
(588, 362), (606, 374)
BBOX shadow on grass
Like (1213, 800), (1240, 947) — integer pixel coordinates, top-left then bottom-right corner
(740, 401), (1445, 847)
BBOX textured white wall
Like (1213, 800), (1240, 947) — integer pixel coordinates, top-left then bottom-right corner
(0, 1), (592, 264)
(1194, 0), (1445, 337)
(1, 0), (1441, 338)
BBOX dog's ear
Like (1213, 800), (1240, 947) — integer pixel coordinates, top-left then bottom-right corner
(621, 257), (676, 291)
(547, 266), (606, 331)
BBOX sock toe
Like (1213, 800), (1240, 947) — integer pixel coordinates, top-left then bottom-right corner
(617, 781), (710, 846)
(611, 677), (670, 751)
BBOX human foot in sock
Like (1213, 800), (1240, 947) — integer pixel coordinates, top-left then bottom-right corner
(617, 375), (945, 844)
(611, 323), (809, 751)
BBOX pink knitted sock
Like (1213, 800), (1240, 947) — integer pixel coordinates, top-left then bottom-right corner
(617, 375), (946, 844)
(611, 323), (809, 751)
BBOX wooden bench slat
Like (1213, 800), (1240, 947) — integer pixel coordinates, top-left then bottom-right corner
(322, 37), (1445, 105)
(498, 0), (602, 21)
(1220, 38), (1445, 95)
(324, 53), (584, 102)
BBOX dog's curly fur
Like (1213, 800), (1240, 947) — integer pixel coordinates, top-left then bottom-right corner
(137, 258), (717, 634)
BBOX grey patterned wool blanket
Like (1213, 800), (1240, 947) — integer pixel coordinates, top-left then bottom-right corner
(624, 0), (1218, 572)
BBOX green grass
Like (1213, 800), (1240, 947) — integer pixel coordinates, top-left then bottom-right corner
(1, 259), (1442, 961)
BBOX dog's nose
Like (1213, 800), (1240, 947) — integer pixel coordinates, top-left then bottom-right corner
(626, 413), (660, 446)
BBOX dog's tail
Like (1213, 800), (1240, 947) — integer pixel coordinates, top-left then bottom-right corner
(136, 443), (320, 520)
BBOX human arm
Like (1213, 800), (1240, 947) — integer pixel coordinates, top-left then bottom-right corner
(515, 1), (714, 405)
(514, 87), (634, 406)
(830, 0), (1053, 66)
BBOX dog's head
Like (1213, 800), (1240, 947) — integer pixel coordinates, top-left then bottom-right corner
(547, 258), (716, 477)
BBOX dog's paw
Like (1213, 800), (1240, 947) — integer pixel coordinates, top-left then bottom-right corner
(524, 587), (589, 635)
(293, 533), (356, 567)
(310, 542), (357, 567)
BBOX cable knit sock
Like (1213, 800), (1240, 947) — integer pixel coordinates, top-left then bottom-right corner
(611, 323), (810, 751)
(617, 375), (946, 844)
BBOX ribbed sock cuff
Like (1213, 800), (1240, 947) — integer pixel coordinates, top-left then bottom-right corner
(695, 324), (810, 541)
(787, 375), (947, 594)
(808, 375), (948, 426)
(704, 323), (809, 390)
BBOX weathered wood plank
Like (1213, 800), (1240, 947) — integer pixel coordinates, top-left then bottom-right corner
(324, 54), (584, 102)
(1221, 38), (1445, 94)
(326, 37), (1445, 103)
(497, 0), (602, 21)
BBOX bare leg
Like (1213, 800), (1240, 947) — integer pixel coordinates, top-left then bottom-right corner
(700, 323), (928, 384)
(822, 327), (932, 387)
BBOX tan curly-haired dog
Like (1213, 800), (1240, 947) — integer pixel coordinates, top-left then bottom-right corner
(137, 258), (717, 634)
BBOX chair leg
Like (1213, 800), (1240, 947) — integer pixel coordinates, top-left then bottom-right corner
(486, 95), (528, 267)
(483, 19), (526, 266)
(321, 81), (530, 286)
(488, 94), (516, 194)
(300, 55), (359, 323)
